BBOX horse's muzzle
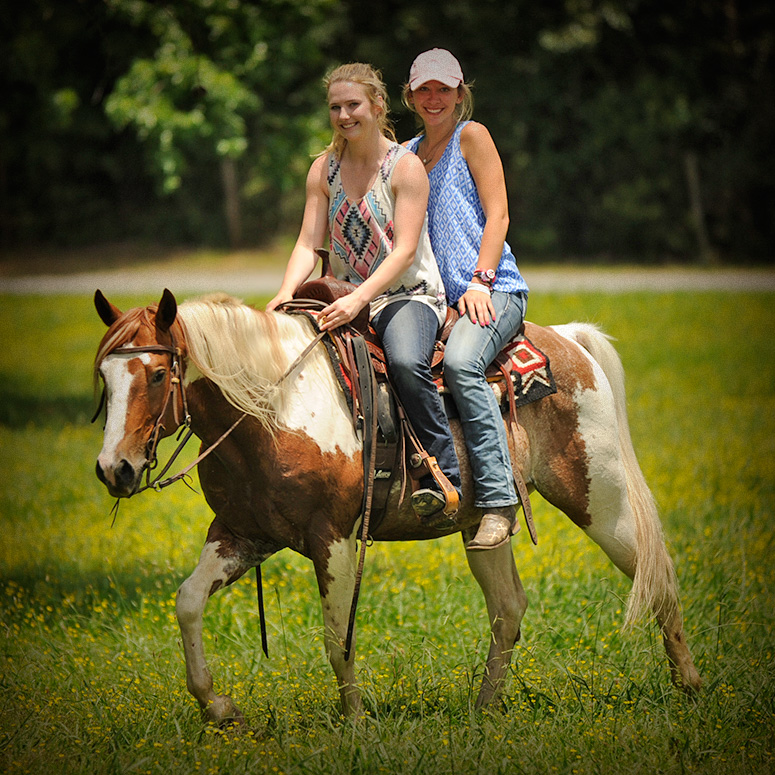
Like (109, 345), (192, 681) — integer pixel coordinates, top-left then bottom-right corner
(95, 458), (141, 498)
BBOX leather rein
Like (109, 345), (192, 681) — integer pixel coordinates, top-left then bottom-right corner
(93, 325), (327, 497)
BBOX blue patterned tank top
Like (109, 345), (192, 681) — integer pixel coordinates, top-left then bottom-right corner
(406, 122), (529, 305)
(327, 143), (446, 322)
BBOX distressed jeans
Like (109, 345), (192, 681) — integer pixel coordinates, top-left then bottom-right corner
(372, 300), (462, 493)
(444, 290), (527, 508)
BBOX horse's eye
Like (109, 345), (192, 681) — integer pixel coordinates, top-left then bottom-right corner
(150, 368), (167, 386)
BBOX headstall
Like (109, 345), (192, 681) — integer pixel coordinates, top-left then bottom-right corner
(94, 321), (328, 497)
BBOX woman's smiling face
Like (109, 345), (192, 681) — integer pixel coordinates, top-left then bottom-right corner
(411, 80), (463, 127)
(328, 81), (380, 140)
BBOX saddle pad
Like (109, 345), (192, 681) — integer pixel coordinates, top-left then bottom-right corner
(498, 334), (557, 408)
(433, 332), (556, 410)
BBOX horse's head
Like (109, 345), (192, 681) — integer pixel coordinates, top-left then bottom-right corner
(93, 289), (188, 498)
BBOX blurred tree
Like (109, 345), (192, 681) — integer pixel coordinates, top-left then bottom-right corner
(104, 0), (340, 247)
(0, 0), (158, 248)
(334, 0), (774, 262)
(0, 0), (771, 261)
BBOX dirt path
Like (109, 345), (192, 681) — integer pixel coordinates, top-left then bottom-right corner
(1, 265), (774, 296)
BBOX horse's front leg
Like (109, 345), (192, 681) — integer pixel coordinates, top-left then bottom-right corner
(175, 538), (252, 725)
(463, 528), (528, 709)
(311, 528), (363, 717)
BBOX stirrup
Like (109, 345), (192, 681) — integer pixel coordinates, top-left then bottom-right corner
(424, 456), (459, 516)
(411, 489), (458, 529)
(411, 488), (446, 517)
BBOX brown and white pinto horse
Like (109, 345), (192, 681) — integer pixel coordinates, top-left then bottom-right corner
(93, 289), (700, 724)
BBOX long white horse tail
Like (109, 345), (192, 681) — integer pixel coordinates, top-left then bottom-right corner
(562, 322), (680, 628)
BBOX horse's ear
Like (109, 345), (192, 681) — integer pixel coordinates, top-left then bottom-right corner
(157, 288), (178, 333)
(94, 289), (122, 327)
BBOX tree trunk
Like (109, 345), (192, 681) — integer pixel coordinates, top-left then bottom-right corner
(220, 157), (242, 249)
(684, 151), (717, 265)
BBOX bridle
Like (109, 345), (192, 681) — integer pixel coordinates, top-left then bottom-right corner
(93, 333), (202, 494)
(93, 316), (328, 497)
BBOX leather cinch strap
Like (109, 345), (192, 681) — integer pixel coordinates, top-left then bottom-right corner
(499, 362), (537, 545)
(344, 333), (378, 662)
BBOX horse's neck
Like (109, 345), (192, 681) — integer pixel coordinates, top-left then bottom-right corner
(183, 316), (362, 460)
(273, 348), (362, 458)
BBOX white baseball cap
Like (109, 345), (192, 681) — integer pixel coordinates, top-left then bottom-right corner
(408, 48), (464, 91)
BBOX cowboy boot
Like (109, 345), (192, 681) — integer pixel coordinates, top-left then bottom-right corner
(466, 505), (517, 551)
(412, 488), (460, 529)
(411, 455), (460, 526)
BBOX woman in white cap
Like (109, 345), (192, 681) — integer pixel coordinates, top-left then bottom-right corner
(402, 49), (530, 550)
(268, 62), (462, 518)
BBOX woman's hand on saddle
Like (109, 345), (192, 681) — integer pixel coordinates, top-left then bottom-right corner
(319, 293), (367, 331)
(458, 287), (496, 326)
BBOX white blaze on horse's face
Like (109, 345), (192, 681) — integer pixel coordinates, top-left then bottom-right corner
(97, 352), (154, 496)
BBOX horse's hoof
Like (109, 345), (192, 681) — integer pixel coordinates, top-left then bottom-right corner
(205, 695), (245, 727)
(672, 665), (702, 697)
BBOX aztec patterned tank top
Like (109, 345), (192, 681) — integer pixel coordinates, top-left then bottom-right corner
(327, 143), (446, 322)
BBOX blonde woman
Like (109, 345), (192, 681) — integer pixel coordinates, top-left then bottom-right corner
(403, 49), (530, 550)
(268, 63), (461, 518)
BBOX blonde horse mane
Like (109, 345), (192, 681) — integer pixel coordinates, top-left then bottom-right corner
(177, 294), (328, 431)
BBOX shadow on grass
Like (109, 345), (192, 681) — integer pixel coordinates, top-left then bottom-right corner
(1, 564), (189, 625)
(0, 386), (96, 428)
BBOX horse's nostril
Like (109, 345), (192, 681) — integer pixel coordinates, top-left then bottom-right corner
(115, 459), (136, 489)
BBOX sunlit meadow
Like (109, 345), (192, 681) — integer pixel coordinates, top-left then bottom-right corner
(1, 288), (773, 774)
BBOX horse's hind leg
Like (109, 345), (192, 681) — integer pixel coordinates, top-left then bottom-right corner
(176, 534), (256, 725)
(463, 531), (528, 708)
(551, 322), (701, 693)
(582, 486), (701, 694)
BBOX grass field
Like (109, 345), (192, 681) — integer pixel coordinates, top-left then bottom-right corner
(1, 286), (774, 774)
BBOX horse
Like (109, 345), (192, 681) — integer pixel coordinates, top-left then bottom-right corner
(92, 288), (701, 724)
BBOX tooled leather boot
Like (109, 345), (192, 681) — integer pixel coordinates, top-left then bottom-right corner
(465, 505), (518, 551)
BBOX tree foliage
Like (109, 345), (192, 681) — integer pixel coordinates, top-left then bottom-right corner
(1, 0), (772, 261)
(103, 0), (339, 243)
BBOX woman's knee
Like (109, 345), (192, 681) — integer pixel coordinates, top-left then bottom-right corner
(387, 352), (428, 391)
(443, 342), (481, 385)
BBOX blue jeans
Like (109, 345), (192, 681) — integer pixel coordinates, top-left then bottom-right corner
(372, 300), (461, 493)
(444, 290), (527, 508)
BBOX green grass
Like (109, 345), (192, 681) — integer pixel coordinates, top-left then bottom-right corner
(1, 289), (774, 774)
